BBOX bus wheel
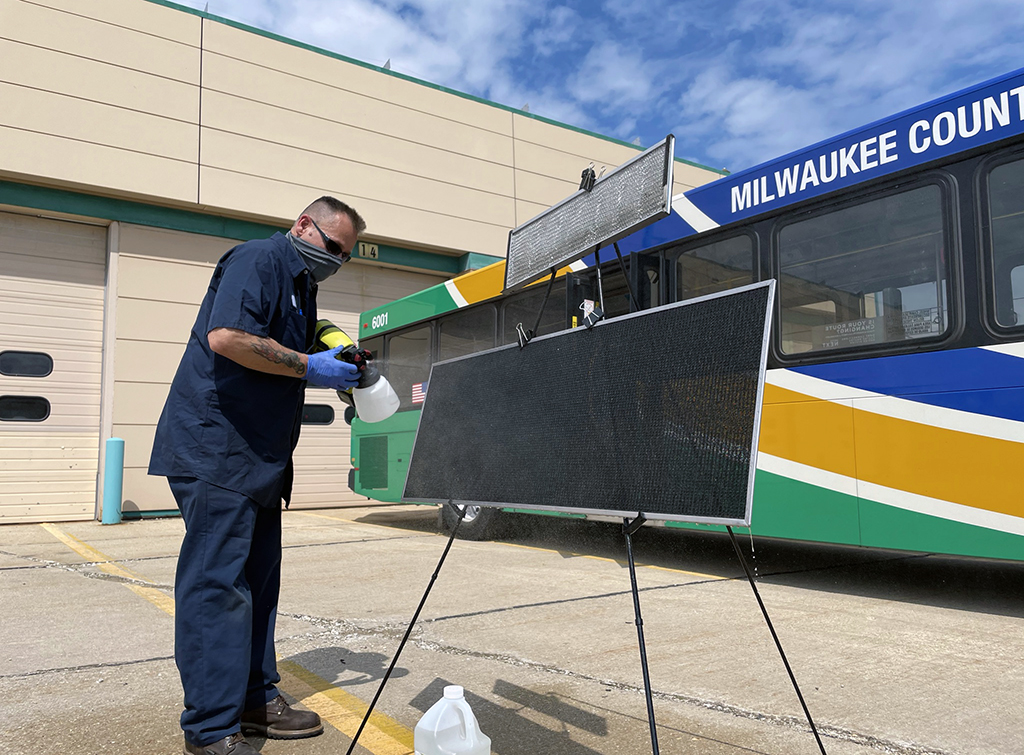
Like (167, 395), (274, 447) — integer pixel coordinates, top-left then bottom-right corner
(440, 503), (501, 540)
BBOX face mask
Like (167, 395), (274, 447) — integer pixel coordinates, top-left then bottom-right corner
(289, 232), (345, 283)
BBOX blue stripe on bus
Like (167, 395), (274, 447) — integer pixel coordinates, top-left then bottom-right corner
(905, 386), (1024, 423)
(613, 213), (699, 256)
(792, 349), (1024, 422)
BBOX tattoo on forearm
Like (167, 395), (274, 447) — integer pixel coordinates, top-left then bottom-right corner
(251, 338), (306, 376)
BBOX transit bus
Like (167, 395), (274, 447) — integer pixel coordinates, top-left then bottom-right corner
(346, 66), (1024, 561)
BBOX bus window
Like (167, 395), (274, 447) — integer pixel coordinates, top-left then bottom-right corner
(631, 254), (661, 309)
(1012, 266), (1024, 326)
(439, 305), (496, 361)
(385, 326), (432, 410)
(502, 284), (567, 344)
(596, 263), (632, 319)
(777, 184), (949, 355)
(986, 157), (1024, 329)
(671, 234), (754, 302)
(359, 335), (383, 361)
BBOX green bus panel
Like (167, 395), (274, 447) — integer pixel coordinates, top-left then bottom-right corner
(858, 497), (1024, 562)
(666, 471), (1024, 562)
(663, 471), (861, 544)
(352, 410), (421, 502)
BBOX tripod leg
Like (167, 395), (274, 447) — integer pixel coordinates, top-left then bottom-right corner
(344, 504), (467, 755)
(727, 526), (828, 755)
(624, 516), (660, 755)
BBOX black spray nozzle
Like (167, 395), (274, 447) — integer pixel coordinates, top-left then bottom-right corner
(335, 346), (380, 389)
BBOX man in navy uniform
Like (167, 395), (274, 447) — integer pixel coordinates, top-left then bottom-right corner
(150, 196), (366, 755)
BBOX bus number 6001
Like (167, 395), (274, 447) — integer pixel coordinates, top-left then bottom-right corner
(371, 313), (388, 329)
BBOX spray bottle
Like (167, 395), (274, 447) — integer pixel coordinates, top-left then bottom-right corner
(313, 320), (400, 423)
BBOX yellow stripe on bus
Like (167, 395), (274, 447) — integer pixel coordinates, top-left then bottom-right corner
(448, 259), (583, 309)
(759, 384), (859, 479)
(757, 386), (1024, 520)
(450, 262), (507, 307)
(852, 408), (1024, 519)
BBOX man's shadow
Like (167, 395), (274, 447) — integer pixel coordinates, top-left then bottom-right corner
(283, 646), (409, 687)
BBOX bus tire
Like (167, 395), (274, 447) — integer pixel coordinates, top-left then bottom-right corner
(440, 503), (502, 540)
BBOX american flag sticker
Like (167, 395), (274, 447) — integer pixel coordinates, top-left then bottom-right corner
(412, 381), (428, 404)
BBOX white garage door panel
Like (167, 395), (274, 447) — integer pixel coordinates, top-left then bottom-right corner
(0, 448), (96, 472)
(0, 212), (106, 523)
(0, 502), (95, 523)
(291, 424), (360, 507)
(288, 262), (444, 509)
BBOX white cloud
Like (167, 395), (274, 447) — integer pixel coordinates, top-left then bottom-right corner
(530, 5), (585, 54)
(568, 40), (656, 106)
(677, 65), (832, 165)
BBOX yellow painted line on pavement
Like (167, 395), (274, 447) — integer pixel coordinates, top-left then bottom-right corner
(279, 661), (414, 755)
(38, 522), (417, 755)
(39, 523), (177, 615)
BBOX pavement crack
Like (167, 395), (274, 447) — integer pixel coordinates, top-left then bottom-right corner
(417, 552), (936, 626)
(0, 553), (173, 590)
(0, 655), (174, 680)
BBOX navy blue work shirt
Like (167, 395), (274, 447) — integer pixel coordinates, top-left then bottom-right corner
(149, 233), (317, 507)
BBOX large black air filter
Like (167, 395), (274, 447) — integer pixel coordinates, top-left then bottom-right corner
(403, 281), (774, 526)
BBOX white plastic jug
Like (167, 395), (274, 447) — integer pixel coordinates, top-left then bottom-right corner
(414, 685), (491, 755)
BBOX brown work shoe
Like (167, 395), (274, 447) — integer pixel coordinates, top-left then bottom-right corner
(241, 694), (324, 739)
(183, 732), (258, 754)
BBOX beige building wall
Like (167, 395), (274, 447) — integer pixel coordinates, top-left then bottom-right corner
(0, 0), (725, 521)
(0, 0), (202, 204)
(0, 0), (722, 257)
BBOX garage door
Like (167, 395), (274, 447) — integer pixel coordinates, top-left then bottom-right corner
(290, 263), (445, 509)
(0, 211), (106, 523)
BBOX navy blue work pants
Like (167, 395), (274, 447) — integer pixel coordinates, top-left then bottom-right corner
(169, 476), (282, 747)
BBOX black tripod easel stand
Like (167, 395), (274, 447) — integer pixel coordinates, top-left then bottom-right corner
(726, 526), (829, 755)
(623, 513), (660, 755)
(343, 503), (467, 755)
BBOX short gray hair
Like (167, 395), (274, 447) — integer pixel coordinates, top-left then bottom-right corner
(301, 196), (366, 235)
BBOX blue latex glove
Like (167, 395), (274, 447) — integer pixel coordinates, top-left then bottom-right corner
(305, 346), (361, 390)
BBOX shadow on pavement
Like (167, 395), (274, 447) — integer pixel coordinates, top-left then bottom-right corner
(283, 646), (409, 687)
(345, 505), (1024, 619)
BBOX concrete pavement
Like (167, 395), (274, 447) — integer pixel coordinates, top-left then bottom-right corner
(1, 504), (1021, 754)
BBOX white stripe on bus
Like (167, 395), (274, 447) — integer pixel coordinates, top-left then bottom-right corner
(757, 453), (1024, 536)
(672, 193), (720, 233)
(444, 278), (469, 307)
(767, 369), (1024, 443)
(981, 343), (1024, 358)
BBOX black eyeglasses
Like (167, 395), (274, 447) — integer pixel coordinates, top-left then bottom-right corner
(308, 217), (351, 262)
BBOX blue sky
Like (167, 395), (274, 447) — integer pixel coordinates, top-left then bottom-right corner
(175, 0), (1024, 173)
